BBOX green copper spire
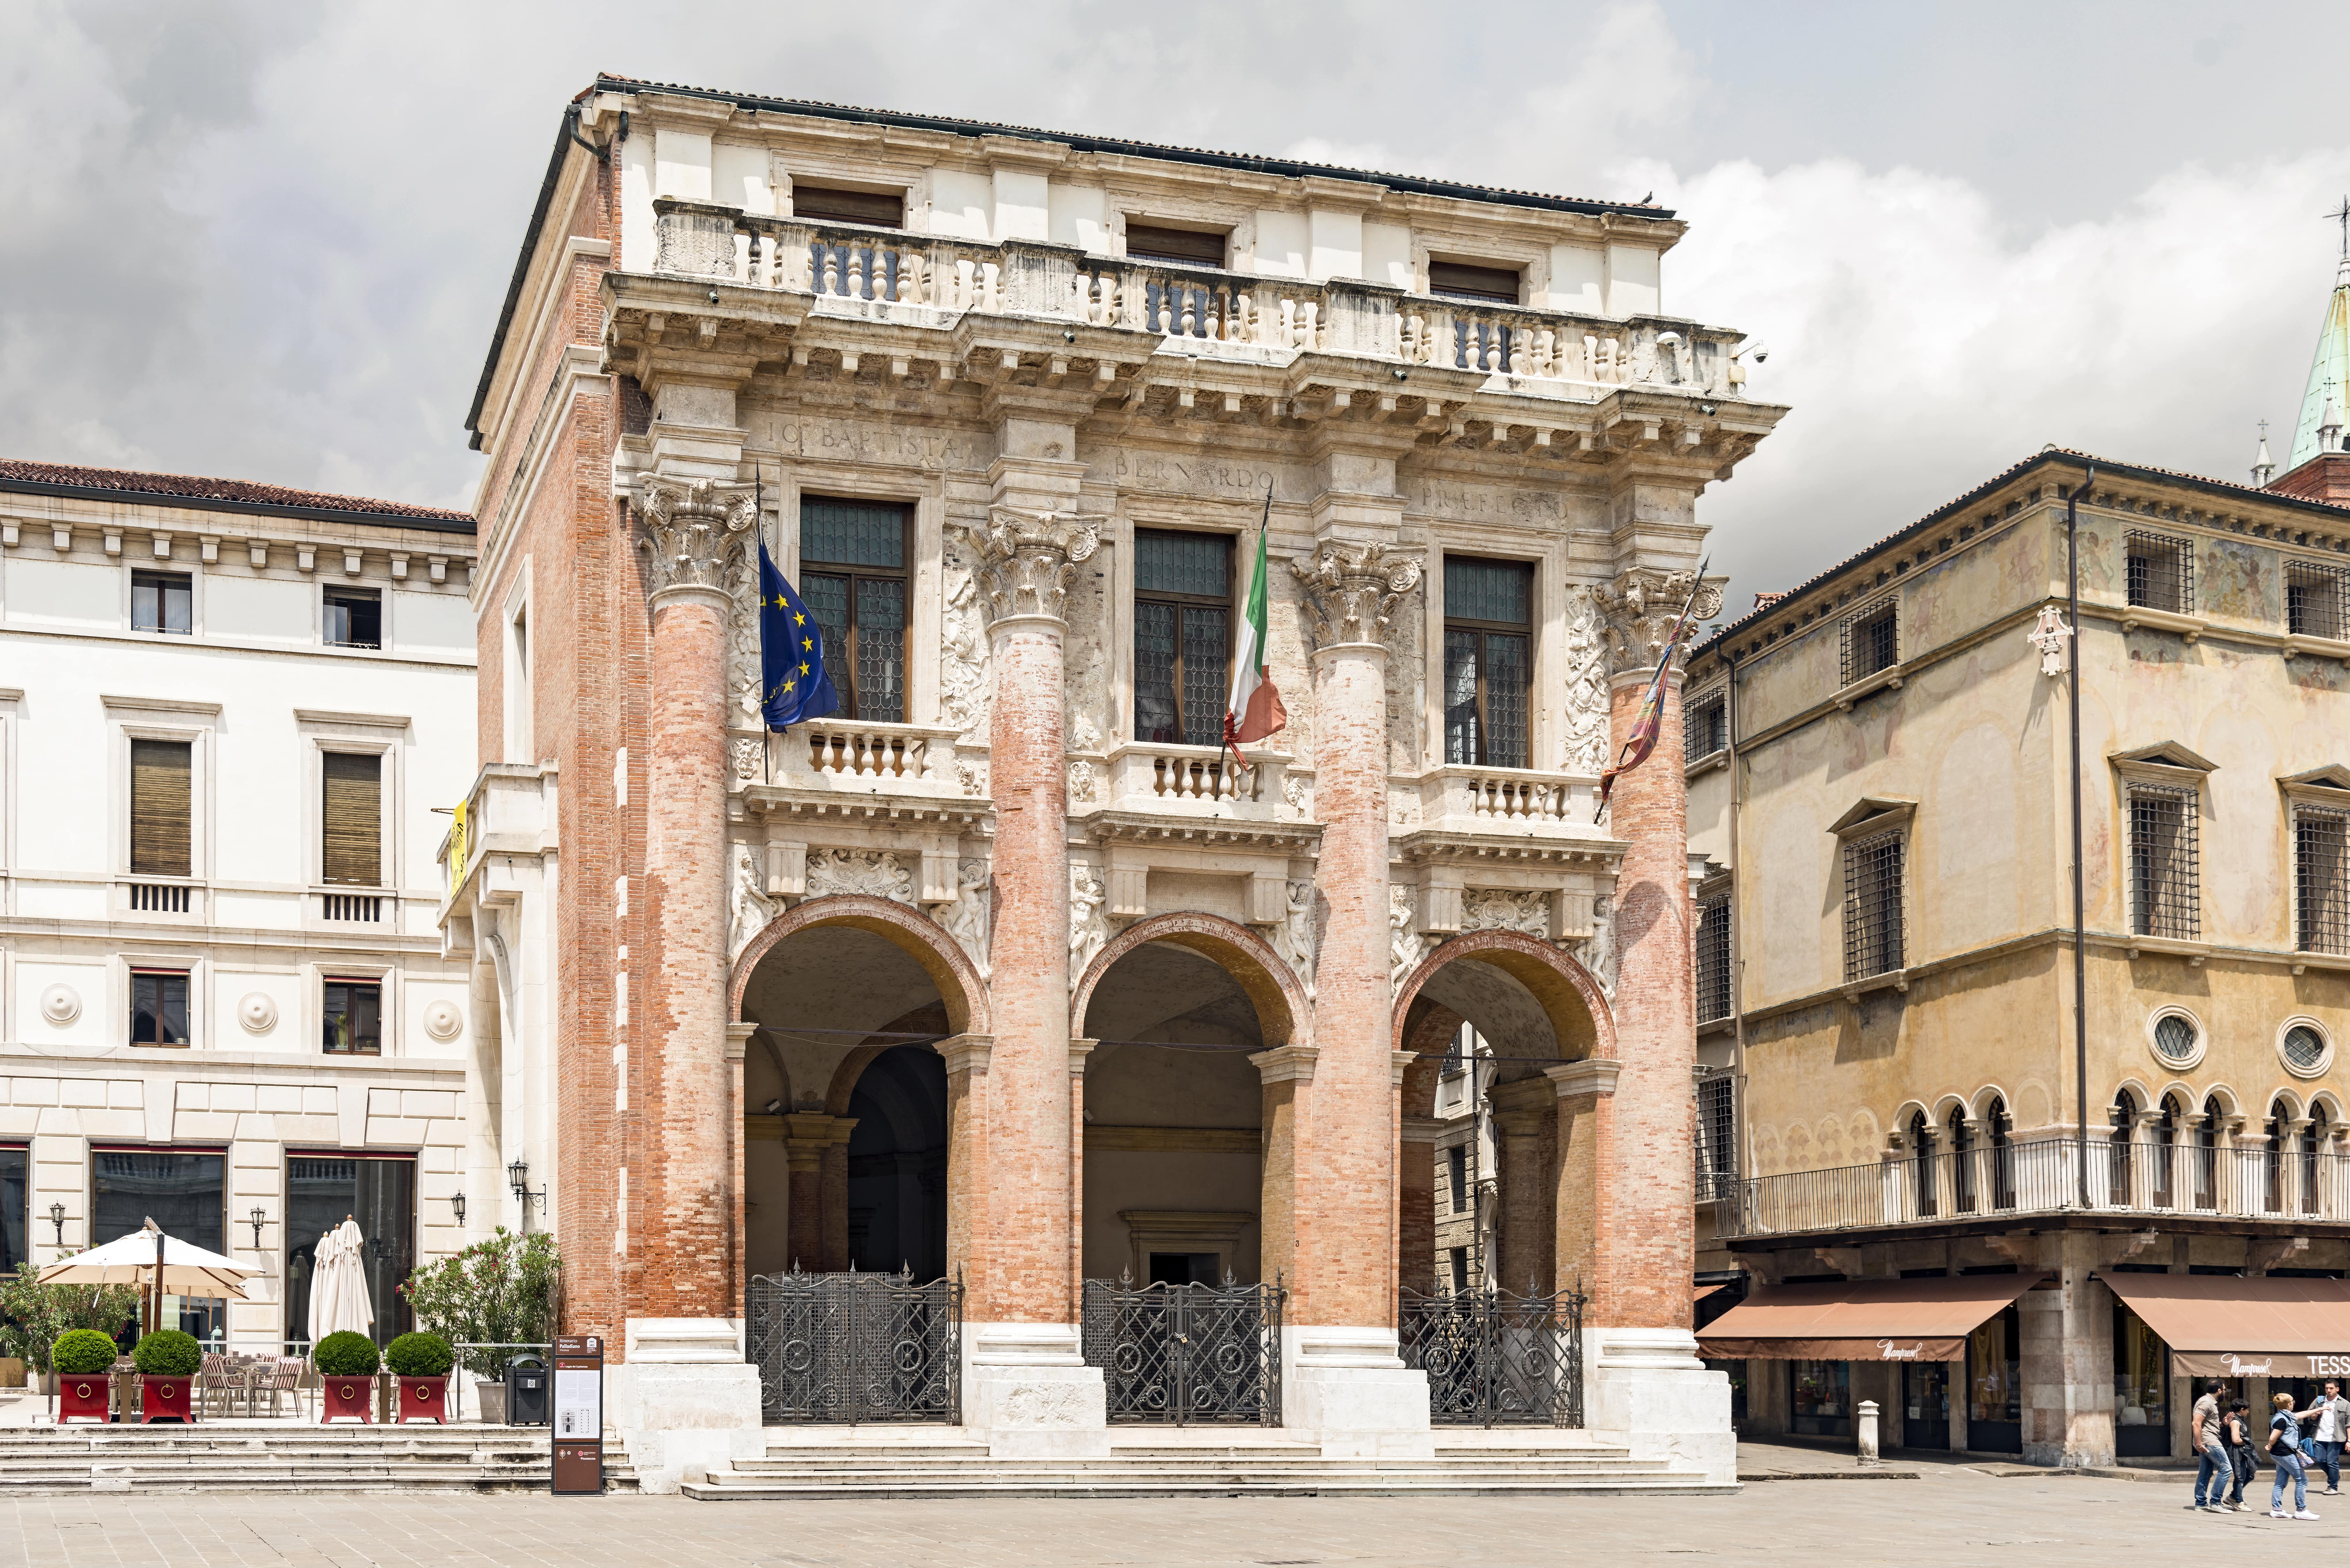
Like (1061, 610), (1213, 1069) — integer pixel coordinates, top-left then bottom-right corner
(2290, 197), (2350, 471)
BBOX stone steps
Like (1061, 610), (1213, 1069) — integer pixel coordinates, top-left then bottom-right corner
(684, 1440), (1726, 1499)
(0, 1426), (640, 1495)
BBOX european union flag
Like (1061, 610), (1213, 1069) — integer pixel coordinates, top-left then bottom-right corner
(759, 531), (839, 730)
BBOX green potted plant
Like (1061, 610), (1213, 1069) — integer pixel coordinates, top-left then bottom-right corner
(0, 1263), (140, 1398)
(131, 1329), (200, 1423)
(401, 1227), (560, 1423)
(313, 1330), (381, 1424)
(51, 1329), (119, 1424)
(385, 1331), (454, 1423)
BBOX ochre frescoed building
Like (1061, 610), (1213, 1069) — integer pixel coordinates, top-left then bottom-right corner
(442, 75), (1781, 1490)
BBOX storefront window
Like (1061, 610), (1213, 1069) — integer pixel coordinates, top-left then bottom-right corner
(2113, 1300), (2170, 1457)
(1904, 1361), (1952, 1449)
(1, 1145), (27, 1272)
(284, 1154), (415, 1347)
(92, 1149), (226, 1340)
(1967, 1302), (2023, 1453)
(1790, 1359), (1851, 1436)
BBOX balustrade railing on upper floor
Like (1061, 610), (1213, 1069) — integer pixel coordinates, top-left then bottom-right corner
(647, 198), (1747, 400)
(1401, 765), (1602, 837)
(1096, 743), (1300, 821)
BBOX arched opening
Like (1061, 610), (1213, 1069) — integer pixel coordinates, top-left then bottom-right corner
(1985, 1096), (2015, 1211)
(1390, 931), (1614, 1302)
(1948, 1107), (1974, 1214)
(2267, 1097), (2294, 1215)
(2195, 1096), (2222, 1210)
(2108, 1090), (2137, 1206)
(1073, 916), (1303, 1287)
(2306, 1106), (2331, 1215)
(2154, 1093), (2183, 1208)
(731, 896), (984, 1283)
(1910, 1110), (1937, 1217)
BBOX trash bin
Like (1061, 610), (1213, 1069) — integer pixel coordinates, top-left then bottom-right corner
(505, 1355), (549, 1426)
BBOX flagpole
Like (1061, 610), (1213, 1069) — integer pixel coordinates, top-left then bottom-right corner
(1594, 558), (1711, 825)
(1219, 480), (1276, 777)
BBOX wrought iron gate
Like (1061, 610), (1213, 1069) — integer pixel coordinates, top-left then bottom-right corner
(1081, 1273), (1283, 1425)
(1399, 1283), (1583, 1426)
(747, 1266), (961, 1424)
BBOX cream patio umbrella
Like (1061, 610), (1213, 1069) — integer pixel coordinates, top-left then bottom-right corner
(306, 1217), (374, 1342)
(40, 1219), (263, 1335)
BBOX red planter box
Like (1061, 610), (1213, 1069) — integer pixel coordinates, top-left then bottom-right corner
(57, 1372), (112, 1423)
(396, 1375), (449, 1423)
(140, 1376), (193, 1423)
(320, 1374), (376, 1423)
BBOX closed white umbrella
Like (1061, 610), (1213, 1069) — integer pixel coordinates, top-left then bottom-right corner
(312, 1218), (373, 1339)
(305, 1225), (340, 1345)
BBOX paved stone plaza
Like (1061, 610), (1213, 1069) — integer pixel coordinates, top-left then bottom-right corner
(5, 1463), (2342, 1568)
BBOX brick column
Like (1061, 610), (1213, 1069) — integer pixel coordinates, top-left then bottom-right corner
(935, 1033), (995, 1300)
(1398, 1116), (1442, 1297)
(1548, 1058), (1620, 1297)
(1489, 1080), (1558, 1299)
(634, 478), (757, 1317)
(782, 1112), (854, 1270)
(1253, 1044), (1319, 1296)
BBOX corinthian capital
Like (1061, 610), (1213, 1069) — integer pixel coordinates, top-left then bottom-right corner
(1290, 541), (1422, 651)
(636, 477), (758, 599)
(1592, 566), (1725, 675)
(968, 507), (1103, 625)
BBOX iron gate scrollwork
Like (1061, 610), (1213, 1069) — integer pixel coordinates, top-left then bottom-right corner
(747, 1265), (962, 1424)
(1081, 1273), (1283, 1425)
(1399, 1283), (1583, 1427)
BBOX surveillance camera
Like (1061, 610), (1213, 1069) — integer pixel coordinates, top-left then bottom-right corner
(1063, 328), (1077, 343)
(1391, 368), (1409, 382)
(707, 289), (720, 304)
(1700, 403), (1717, 416)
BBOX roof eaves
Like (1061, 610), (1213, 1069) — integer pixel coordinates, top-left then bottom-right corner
(0, 474), (476, 535)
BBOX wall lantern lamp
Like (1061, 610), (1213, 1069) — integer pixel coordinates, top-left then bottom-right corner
(248, 1207), (268, 1250)
(508, 1157), (546, 1212)
(450, 1191), (467, 1226)
(48, 1202), (66, 1249)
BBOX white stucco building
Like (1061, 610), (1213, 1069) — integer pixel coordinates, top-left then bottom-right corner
(0, 461), (479, 1349)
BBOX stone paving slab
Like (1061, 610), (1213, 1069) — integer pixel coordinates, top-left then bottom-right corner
(6, 1463), (2348, 1565)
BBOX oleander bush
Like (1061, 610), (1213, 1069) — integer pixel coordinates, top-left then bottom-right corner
(0, 1264), (140, 1372)
(132, 1328), (201, 1378)
(384, 1331), (454, 1378)
(401, 1228), (561, 1379)
(313, 1330), (381, 1377)
(51, 1329), (119, 1376)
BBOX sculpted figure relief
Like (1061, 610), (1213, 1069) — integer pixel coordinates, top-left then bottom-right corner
(728, 843), (778, 962)
(1271, 879), (1317, 1002)
(1069, 866), (1109, 991)
(1291, 541), (1422, 650)
(1389, 884), (1425, 993)
(1559, 588), (1611, 774)
(938, 859), (992, 979)
(635, 477), (757, 598)
(1575, 893), (1618, 999)
(939, 536), (990, 735)
(805, 848), (916, 905)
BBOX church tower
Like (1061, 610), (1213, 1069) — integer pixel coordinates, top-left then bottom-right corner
(2269, 197), (2350, 504)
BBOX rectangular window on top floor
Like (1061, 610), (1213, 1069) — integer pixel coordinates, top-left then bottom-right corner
(132, 570), (191, 634)
(323, 587), (381, 649)
(2288, 562), (2349, 640)
(800, 496), (910, 724)
(1443, 557), (1532, 769)
(790, 184), (903, 229)
(1428, 260), (1520, 304)
(1124, 222), (1227, 269)
(2126, 531), (2193, 613)
(1685, 690), (1728, 763)
(1133, 530), (1232, 747)
(1838, 596), (1898, 686)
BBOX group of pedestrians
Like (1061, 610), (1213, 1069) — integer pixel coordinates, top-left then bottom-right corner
(2194, 1376), (2350, 1519)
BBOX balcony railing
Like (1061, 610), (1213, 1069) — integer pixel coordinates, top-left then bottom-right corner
(1720, 1135), (2350, 1239)
(649, 199), (1746, 399)
(1097, 743), (1298, 820)
(1400, 765), (1603, 836)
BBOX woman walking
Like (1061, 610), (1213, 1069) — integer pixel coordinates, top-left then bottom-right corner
(2270, 1392), (2320, 1520)
(2224, 1400), (2256, 1511)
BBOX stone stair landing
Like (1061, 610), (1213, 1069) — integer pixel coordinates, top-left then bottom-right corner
(0, 1423), (638, 1495)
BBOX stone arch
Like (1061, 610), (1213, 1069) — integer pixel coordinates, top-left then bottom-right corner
(729, 894), (990, 1037)
(823, 1001), (952, 1115)
(1069, 911), (1309, 1049)
(1389, 929), (1615, 1062)
(1968, 1083), (2015, 1124)
(1891, 1099), (1935, 1144)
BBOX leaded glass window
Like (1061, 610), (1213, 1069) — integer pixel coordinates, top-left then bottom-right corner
(1133, 530), (1231, 746)
(1443, 557), (1532, 768)
(800, 496), (909, 722)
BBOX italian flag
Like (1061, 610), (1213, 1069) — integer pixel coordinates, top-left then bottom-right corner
(1224, 522), (1287, 749)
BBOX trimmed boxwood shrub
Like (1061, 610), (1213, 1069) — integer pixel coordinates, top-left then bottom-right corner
(314, 1330), (381, 1376)
(132, 1328), (201, 1378)
(384, 1331), (453, 1378)
(52, 1329), (119, 1376)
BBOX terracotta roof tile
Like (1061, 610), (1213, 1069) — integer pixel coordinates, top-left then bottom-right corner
(0, 459), (472, 527)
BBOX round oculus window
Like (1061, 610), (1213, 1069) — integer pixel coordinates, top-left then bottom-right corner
(2153, 1013), (2200, 1066)
(2284, 1024), (2329, 1074)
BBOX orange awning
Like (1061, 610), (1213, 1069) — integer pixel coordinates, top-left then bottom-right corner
(2104, 1273), (2350, 1379)
(1696, 1274), (2045, 1361)
(1694, 1280), (1731, 1309)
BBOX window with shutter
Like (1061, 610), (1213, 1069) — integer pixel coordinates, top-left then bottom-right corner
(129, 739), (192, 876)
(321, 752), (381, 886)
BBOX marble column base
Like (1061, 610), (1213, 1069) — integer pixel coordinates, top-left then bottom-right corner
(608, 1318), (763, 1494)
(1586, 1324), (1736, 1485)
(963, 1322), (1109, 1457)
(1282, 1325), (1435, 1459)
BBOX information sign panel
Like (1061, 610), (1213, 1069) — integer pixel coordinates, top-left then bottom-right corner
(551, 1334), (604, 1494)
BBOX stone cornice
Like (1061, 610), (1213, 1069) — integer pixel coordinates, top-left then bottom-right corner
(1390, 828), (1624, 870)
(1085, 810), (1323, 856)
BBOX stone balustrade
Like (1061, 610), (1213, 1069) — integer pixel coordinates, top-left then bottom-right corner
(1403, 765), (1602, 836)
(649, 198), (1747, 400)
(1097, 742), (1299, 820)
(762, 719), (969, 798)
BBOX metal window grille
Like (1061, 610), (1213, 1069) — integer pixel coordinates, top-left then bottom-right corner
(2288, 563), (2350, 641)
(800, 497), (910, 723)
(1695, 894), (1733, 1022)
(1444, 558), (1533, 769)
(128, 882), (191, 913)
(2125, 531), (2193, 613)
(2296, 805), (2350, 955)
(1841, 829), (1905, 980)
(1838, 597), (1899, 686)
(1695, 1074), (1738, 1199)
(1684, 692), (1728, 763)
(2128, 785), (2200, 939)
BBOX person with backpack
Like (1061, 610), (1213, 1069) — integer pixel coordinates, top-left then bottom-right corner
(2270, 1391), (2320, 1519)
(2223, 1400), (2257, 1511)
(2194, 1379), (2232, 1510)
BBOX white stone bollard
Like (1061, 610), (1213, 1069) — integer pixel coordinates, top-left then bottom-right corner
(1857, 1398), (1881, 1466)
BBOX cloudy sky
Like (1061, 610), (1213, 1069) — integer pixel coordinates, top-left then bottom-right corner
(6, 0), (2346, 605)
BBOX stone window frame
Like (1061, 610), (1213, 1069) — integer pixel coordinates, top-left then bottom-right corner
(1828, 797), (1915, 994)
(314, 958), (396, 1061)
(1440, 554), (1536, 770)
(1684, 682), (1729, 772)
(2111, 748), (2214, 947)
(762, 464), (947, 730)
(2144, 1004), (2208, 1072)
(797, 494), (916, 725)
(1130, 526), (1236, 748)
(294, 710), (409, 905)
(2282, 770), (2350, 958)
(1104, 504), (1249, 762)
(2278, 1015), (2335, 1081)
(1416, 532), (1563, 776)
(1836, 591), (1899, 690)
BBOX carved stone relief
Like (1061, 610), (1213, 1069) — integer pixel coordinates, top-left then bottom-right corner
(635, 477), (757, 599)
(1573, 893), (1618, 999)
(1067, 713), (1102, 804)
(731, 735), (765, 783)
(1560, 588), (1611, 774)
(1270, 879), (1317, 1002)
(1292, 541), (1423, 651)
(1069, 865), (1109, 992)
(727, 537), (763, 727)
(805, 848), (917, 905)
(1460, 887), (1550, 939)
(729, 841), (779, 961)
(1593, 568), (1726, 676)
(938, 859), (992, 979)
(968, 508), (1103, 625)
(1389, 884), (1426, 994)
(940, 531), (991, 736)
